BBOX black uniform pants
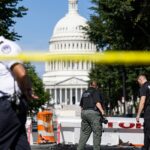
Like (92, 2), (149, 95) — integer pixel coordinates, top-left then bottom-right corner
(0, 98), (31, 150)
(144, 106), (150, 150)
(143, 119), (150, 150)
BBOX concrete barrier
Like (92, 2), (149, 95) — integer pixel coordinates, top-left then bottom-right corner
(54, 116), (144, 146)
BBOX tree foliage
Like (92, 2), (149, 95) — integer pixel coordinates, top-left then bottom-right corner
(86, 0), (150, 50)
(24, 62), (50, 112)
(86, 0), (150, 113)
(0, 0), (27, 40)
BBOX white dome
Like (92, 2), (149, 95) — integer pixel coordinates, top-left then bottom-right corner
(52, 13), (87, 39)
(49, 0), (96, 53)
(51, 0), (87, 39)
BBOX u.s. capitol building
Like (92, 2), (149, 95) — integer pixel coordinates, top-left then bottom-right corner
(43, 0), (96, 106)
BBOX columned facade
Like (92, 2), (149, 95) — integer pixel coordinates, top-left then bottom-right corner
(48, 87), (87, 105)
(43, 0), (97, 106)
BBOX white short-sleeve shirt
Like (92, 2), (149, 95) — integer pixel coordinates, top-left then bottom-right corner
(0, 36), (22, 97)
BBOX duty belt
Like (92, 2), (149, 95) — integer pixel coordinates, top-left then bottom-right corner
(83, 108), (98, 111)
(0, 95), (11, 101)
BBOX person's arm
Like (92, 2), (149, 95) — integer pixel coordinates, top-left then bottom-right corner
(96, 102), (105, 115)
(11, 63), (38, 100)
(80, 97), (83, 110)
(94, 90), (105, 115)
(136, 96), (146, 122)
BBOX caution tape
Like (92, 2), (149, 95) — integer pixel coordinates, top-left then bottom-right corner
(0, 51), (150, 64)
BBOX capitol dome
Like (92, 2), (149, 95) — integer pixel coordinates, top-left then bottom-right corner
(52, 12), (87, 38)
(49, 0), (96, 53)
(43, 0), (96, 106)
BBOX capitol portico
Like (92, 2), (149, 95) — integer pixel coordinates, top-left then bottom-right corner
(43, 0), (96, 106)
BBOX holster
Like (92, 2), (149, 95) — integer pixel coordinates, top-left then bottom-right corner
(11, 95), (28, 114)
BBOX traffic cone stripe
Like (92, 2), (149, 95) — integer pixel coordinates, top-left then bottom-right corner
(37, 111), (55, 144)
(38, 130), (54, 136)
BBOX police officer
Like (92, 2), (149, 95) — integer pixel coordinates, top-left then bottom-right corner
(0, 36), (38, 150)
(136, 74), (150, 150)
(77, 80), (105, 150)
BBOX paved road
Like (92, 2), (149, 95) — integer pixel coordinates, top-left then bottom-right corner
(31, 144), (142, 150)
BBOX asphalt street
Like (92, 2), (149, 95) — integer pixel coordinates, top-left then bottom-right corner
(31, 144), (142, 150)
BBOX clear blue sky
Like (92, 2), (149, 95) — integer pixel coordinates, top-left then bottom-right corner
(15, 0), (92, 77)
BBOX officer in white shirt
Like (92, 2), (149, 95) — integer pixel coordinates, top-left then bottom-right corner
(0, 36), (38, 150)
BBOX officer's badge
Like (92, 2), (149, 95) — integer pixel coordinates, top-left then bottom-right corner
(148, 85), (150, 89)
(1, 44), (11, 54)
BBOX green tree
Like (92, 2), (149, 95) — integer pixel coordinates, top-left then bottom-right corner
(25, 62), (50, 112)
(0, 0), (27, 40)
(86, 0), (150, 114)
(86, 0), (150, 50)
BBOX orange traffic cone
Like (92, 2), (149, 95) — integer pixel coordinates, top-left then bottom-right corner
(37, 110), (55, 144)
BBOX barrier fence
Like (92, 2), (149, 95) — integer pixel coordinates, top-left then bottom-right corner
(54, 117), (144, 146)
(0, 51), (150, 64)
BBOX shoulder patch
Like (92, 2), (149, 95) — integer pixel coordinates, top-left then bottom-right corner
(1, 44), (12, 54)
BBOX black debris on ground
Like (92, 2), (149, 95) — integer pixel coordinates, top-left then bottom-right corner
(31, 144), (141, 150)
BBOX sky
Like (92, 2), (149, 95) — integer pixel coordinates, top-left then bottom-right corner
(15, 0), (92, 77)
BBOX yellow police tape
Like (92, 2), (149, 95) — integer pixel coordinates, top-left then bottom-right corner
(0, 51), (149, 64)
